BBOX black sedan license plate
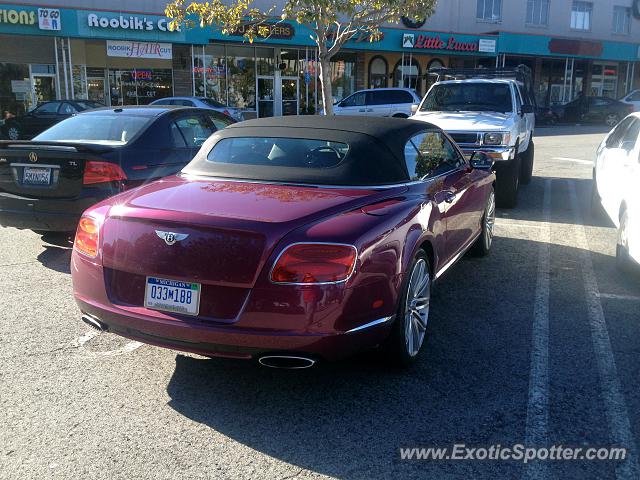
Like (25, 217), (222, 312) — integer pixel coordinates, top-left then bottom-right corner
(23, 167), (51, 185)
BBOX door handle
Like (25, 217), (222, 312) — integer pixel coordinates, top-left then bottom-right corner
(358, 109), (366, 112)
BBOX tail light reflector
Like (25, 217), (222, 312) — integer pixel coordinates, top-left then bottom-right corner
(270, 243), (357, 284)
(83, 161), (127, 185)
(74, 216), (100, 257)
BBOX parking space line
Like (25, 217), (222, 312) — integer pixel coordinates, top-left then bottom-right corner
(524, 178), (552, 480)
(568, 181), (639, 479)
(552, 157), (593, 165)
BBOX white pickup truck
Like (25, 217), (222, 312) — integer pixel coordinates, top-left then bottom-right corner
(412, 68), (536, 208)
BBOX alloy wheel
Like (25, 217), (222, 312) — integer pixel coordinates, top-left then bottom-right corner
(7, 127), (19, 140)
(606, 114), (619, 127)
(404, 258), (430, 357)
(485, 191), (496, 249)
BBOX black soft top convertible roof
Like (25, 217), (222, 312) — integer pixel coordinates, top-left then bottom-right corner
(184, 116), (441, 186)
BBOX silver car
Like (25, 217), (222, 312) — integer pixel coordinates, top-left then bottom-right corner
(330, 88), (421, 118)
(150, 97), (244, 121)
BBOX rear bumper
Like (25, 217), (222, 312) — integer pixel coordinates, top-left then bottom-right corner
(72, 252), (397, 362)
(76, 296), (394, 362)
(0, 191), (104, 231)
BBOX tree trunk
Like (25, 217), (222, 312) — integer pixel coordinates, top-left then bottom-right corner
(318, 55), (334, 116)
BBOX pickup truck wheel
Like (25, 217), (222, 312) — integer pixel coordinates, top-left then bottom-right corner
(519, 140), (534, 185)
(382, 249), (431, 367)
(616, 210), (636, 273)
(472, 188), (495, 256)
(495, 154), (520, 209)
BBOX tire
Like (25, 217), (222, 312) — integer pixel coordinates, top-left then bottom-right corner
(605, 113), (620, 128)
(472, 188), (496, 256)
(382, 249), (431, 367)
(520, 140), (534, 185)
(6, 124), (20, 140)
(495, 153), (521, 209)
(616, 209), (635, 273)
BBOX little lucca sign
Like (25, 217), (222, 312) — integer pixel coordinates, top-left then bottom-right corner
(402, 33), (496, 54)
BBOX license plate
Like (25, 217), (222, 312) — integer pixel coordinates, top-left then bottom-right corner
(144, 277), (201, 316)
(23, 167), (51, 185)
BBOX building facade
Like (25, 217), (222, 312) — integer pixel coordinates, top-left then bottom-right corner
(0, 0), (638, 118)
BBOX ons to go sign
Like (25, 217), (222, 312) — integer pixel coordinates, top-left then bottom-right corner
(37, 8), (61, 31)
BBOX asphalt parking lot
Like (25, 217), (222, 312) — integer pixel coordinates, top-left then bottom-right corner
(1, 124), (639, 480)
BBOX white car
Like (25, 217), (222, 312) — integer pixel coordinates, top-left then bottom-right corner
(331, 88), (421, 118)
(151, 96), (245, 121)
(593, 113), (640, 271)
(619, 90), (640, 112)
(412, 74), (535, 208)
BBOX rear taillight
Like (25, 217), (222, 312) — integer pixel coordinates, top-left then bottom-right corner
(270, 243), (357, 284)
(83, 161), (127, 185)
(74, 216), (100, 257)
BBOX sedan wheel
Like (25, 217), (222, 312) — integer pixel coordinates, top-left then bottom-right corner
(472, 188), (496, 256)
(404, 258), (431, 357)
(7, 126), (19, 140)
(605, 114), (620, 128)
(382, 250), (431, 366)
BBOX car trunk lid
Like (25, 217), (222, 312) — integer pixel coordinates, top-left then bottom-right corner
(100, 177), (406, 321)
(0, 141), (114, 199)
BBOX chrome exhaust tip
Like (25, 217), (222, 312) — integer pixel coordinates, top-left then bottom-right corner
(258, 355), (316, 369)
(81, 314), (108, 332)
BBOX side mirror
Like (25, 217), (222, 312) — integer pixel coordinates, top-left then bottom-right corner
(411, 104), (419, 114)
(470, 151), (494, 170)
(521, 104), (535, 114)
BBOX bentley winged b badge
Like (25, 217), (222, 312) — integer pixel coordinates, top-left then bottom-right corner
(155, 230), (189, 246)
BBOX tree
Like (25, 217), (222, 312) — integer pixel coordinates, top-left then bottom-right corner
(165, 0), (437, 115)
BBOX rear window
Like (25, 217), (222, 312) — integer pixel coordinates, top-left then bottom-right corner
(34, 114), (150, 145)
(421, 83), (513, 113)
(202, 137), (349, 169)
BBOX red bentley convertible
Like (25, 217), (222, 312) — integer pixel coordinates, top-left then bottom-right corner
(71, 116), (496, 368)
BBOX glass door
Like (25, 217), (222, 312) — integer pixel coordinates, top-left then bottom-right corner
(280, 77), (299, 116)
(257, 77), (274, 117)
(31, 75), (56, 103)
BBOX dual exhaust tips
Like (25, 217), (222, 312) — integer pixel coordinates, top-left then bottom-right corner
(81, 314), (315, 369)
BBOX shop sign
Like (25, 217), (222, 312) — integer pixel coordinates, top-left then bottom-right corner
(403, 33), (487, 53)
(548, 38), (603, 57)
(38, 8), (60, 31)
(10, 80), (30, 93)
(478, 39), (496, 53)
(0, 7), (36, 26)
(87, 13), (178, 32)
(229, 22), (294, 40)
(106, 40), (172, 59)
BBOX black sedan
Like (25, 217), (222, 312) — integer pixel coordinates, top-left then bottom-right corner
(1, 100), (104, 140)
(552, 96), (634, 127)
(0, 106), (235, 232)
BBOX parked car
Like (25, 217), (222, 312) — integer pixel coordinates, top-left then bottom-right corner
(71, 116), (496, 367)
(0, 100), (103, 140)
(553, 96), (633, 127)
(150, 96), (245, 121)
(619, 89), (640, 112)
(412, 67), (536, 208)
(330, 88), (421, 117)
(0, 106), (234, 232)
(592, 113), (640, 272)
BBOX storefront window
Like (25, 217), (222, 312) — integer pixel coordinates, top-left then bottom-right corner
(330, 52), (357, 103)
(194, 45), (227, 103)
(394, 57), (421, 95)
(369, 57), (388, 89)
(279, 49), (298, 76)
(0, 63), (31, 116)
(227, 46), (256, 109)
(108, 69), (173, 106)
(86, 68), (106, 104)
(73, 65), (88, 100)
